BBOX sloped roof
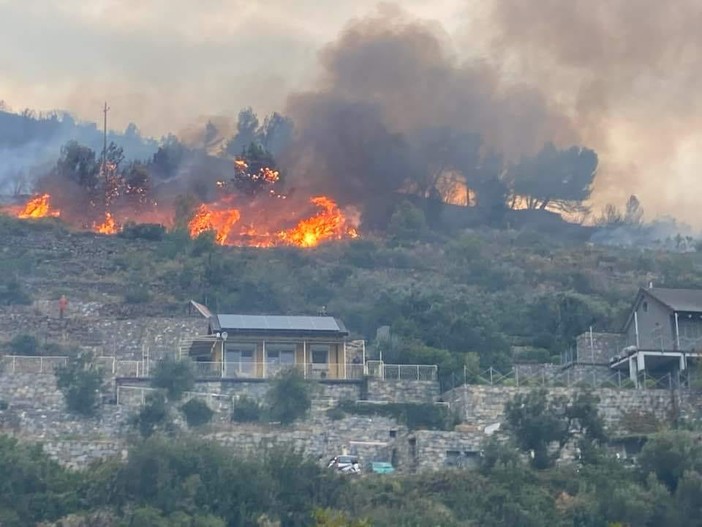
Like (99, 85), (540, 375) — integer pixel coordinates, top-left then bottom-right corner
(645, 288), (702, 312)
(212, 314), (348, 337)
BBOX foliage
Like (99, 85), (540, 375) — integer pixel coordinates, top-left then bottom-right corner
(150, 358), (195, 401)
(0, 276), (32, 305)
(507, 142), (598, 211)
(266, 369), (312, 425)
(387, 200), (427, 242)
(119, 222), (166, 241)
(9, 333), (38, 355)
(504, 389), (605, 469)
(131, 392), (174, 438)
(180, 398), (214, 428)
(638, 431), (702, 492)
(54, 350), (104, 417)
(231, 395), (264, 423)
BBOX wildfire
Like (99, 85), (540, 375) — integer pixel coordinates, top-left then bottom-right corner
(17, 194), (60, 219)
(277, 196), (357, 248)
(188, 203), (241, 245)
(94, 212), (119, 235)
(187, 195), (357, 248)
(9, 191), (358, 249)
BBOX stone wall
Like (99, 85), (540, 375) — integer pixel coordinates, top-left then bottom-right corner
(42, 440), (127, 470)
(443, 384), (702, 436)
(575, 332), (624, 364)
(366, 379), (439, 403)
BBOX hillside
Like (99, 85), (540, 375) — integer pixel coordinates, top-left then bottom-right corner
(2, 213), (701, 377)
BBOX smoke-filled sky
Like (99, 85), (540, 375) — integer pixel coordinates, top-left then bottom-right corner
(2, 0), (702, 224)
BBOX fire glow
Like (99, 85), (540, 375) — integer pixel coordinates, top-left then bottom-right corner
(7, 192), (358, 248)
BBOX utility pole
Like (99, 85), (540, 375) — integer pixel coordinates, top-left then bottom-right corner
(102, 102), (110, 177)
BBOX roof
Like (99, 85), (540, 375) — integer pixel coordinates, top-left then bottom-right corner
(644, 288), (702, 313)
(212, 314), (348, 337)
(623, 287), (702, 332)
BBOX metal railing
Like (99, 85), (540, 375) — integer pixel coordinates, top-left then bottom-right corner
(366, 361), (438, 381)
(1, 355), (143, 377)
(449, 366), (685, 390)
(115, 385), (231, 408)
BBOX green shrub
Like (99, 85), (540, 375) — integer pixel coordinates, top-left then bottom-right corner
(123, 285), (151, 304)
(131, 392), (173, 438)
(326, 405), (346, 421)
(151, 358), (195, 401)
(119, 222), (167, 241)
(180, 398), (214, 428)
(266, 369), (312, 425)
(0, 400), (8, 411)
(231, 395), (263, 423)
(54, 351), (104, 417)
(9, 334), (38, 355)
(0, 278), (31, 305)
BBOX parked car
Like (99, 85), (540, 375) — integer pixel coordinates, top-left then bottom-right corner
(327, 455), (361, 474)
(369, 461), (395, 474)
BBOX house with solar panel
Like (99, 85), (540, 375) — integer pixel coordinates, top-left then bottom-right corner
(184, 301), (353, 379)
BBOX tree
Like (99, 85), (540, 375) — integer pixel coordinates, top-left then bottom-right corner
(225, 107), (260, 156)
(232, 142), (280, 196)
(260, 112), (294, 156)
(180, 398), (214, 428)
(55, 350), (104, 417)
(54, 141), (100, 191)
(151, 357), (195, 401)
(387, 200), (427, 242)
(132, 392), (174, 438)
(266, 369), (312, 425)
(639, 431), (702, 492)
(507, 143), (598, 212)
(624, 194), (644, 225)
(504, 389), (605, 469)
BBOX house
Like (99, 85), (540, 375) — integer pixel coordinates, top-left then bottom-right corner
(609, 286), (702, 384)
(184, 301), (351, 379)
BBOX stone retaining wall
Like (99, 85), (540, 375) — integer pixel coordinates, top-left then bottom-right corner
(366, 379), (439, 403)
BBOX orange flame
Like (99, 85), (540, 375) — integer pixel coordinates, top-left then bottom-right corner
(94, 212), (119, 234)
(277, 196), (357, 248)
(188, 203), (241, 245)
(17, 194), (60, 219)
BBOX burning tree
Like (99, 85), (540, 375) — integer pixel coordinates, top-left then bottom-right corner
(232, 143), (281, 196)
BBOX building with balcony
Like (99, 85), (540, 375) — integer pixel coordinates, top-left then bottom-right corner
(184, 301), (352, 379)
(609, 287), (702, 385)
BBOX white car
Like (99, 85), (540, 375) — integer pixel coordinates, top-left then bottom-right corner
(327, 455), (361, 474)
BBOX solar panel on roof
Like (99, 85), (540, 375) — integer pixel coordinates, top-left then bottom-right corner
(215, 314), (344, 333)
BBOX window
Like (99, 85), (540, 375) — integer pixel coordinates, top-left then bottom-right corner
(643, 301), (648, 312)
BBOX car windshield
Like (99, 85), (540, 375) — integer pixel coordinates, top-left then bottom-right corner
(337, 456), (358, 464)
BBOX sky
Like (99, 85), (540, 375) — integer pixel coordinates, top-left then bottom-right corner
(2, 0), (702, 225)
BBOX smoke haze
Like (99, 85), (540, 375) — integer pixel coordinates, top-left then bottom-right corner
(1, 1), (702, 224)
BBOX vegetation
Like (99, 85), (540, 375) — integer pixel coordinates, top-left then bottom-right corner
(331, 400), (457, 431)
(2, 429), (702, 526)
(54, 351), (104, 417)
(150, 357), (195, 401)
(180, 398), (214, 428)
(266, 369), (313, 425)
(231, 395), (264, 423)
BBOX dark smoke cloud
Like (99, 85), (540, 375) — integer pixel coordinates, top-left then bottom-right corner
(282, 7), (579, 223)
(483, 0), (702, 222)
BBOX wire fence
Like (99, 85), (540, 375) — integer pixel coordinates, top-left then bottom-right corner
(0, 355), (143, 376)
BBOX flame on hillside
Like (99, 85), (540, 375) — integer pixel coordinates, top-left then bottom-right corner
(187, 195), (358, 247)
(6, 191), (358, 249)
(17, 194), (61, 219)
(94, 212), (119, 235)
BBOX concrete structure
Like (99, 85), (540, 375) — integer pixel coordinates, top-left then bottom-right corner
(185, 301), (352, 380)
(610, 287), (702, 385)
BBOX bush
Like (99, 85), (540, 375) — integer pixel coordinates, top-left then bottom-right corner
(151, 358), (195, 401)
(0, 277), (32, 305)
(123, 285), (151, 304)
(132, 392), (174, 438)
(266, 369), (312, 425)
(231, 395), (263, 423)
(180, 398), (214, 428)
(9, 334), (38, 355)
(55, 351), (104, 417)
(0, 400), (8, 411)
(119, 222), (167, 241)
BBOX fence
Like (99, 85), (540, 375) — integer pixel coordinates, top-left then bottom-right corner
(366, 361), (438, 381)
(1, 355), (143, 377)
(115, 385), (231, 408)
(443, 366), (693, 391)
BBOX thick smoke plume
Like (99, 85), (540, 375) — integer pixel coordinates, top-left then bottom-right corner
(282, 7), (579, 221)
(483, 0), (702, 223)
